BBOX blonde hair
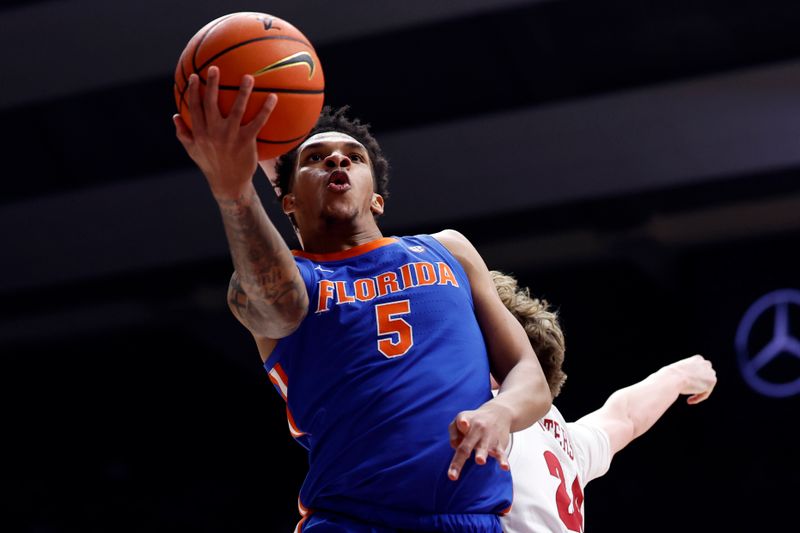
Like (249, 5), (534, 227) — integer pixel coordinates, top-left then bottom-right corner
(491, 270), (567, 398)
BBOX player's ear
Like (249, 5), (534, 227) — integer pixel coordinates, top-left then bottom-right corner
(370, 193), (384, 216)
(282, 193), (296, 216)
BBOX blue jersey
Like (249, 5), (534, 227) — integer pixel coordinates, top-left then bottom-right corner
(265, 235), (512, 529)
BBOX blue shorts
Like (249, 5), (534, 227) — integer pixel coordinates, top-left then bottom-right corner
(298, 509), (502, 533)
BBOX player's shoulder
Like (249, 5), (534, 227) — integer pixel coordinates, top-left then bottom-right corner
(431, 228), (469, 245)
(430, 229), (478, 260)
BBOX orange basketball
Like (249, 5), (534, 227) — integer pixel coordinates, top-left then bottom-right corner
(174, 12), (325, 160)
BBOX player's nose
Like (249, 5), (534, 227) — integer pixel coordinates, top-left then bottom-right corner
(325, 152), (351, 168)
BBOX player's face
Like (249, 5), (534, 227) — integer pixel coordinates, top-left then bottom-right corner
(283, 132), (384, 229)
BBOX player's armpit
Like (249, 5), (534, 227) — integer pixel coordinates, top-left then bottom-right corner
(252, 334), (279, 364)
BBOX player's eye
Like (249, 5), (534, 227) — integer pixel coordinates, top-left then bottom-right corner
(350, 153), (364, 162)
(308, 153), (323, 162)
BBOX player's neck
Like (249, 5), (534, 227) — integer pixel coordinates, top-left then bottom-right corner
(299, 219), (384, 255)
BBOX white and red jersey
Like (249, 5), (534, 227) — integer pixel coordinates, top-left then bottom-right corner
(502, 405), (611, 533)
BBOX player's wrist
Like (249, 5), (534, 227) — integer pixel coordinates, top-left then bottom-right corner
(210, 179), (258, 205)
(657, 365), (689, 393)
(483, 395), (517, 432)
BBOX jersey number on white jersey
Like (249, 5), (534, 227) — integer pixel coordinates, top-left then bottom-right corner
(544, 450), (585, 532)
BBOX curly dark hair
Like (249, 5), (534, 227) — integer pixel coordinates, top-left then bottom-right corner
(491, 271), (567, 399)
(274, 106), (390, 202)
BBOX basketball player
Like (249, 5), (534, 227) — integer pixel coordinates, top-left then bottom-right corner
(489, 272), (717, 533)
(172, 69), (552, 532)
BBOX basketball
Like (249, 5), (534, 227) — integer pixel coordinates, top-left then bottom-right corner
(174, 12), (325, 160)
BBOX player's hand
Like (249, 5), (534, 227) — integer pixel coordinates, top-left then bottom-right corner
(665, 355), (717, 405)
(447, 402), (512, 481)
(173, 66), (278, 201)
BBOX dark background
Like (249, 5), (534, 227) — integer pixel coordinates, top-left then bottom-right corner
(2, 0), (799, 531)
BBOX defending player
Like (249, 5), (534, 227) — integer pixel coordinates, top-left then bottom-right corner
(489, 271), (716, 533)
(172, 68), (551, 532)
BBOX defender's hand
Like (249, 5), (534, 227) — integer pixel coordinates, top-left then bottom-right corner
(173, 66), (278, 200)
(447, 403), (512, 481)
(665, 355), (717, 405)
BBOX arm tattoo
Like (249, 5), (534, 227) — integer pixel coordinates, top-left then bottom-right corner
(228, 273), (249, 318)
(219, 189), (307, 334)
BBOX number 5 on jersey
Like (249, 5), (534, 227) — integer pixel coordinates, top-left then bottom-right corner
(375, 300), (414, 358)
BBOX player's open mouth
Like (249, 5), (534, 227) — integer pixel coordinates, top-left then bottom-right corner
(327, 170), (351, 192)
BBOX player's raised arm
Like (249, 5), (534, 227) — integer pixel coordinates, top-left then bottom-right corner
(576, 355), (717, 456)
(433, 229), (552, 480)
(173, 67), (308, 338)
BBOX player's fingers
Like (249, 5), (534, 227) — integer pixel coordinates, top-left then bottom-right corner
(242, 93), (278, 138)
(448, 420), (461, 448)
(488, 443), (510, 471)
(448, 451), (469, 481)
(448, 431), (481, 481)
(456, 415), (471, 435)
(687, 393), (703, 404)
(173, 114), (194, 146)
(702, 387), (714, 401)
(229, 75), (255, 124)
(186, 74), (208, 135)
(687, 386), (713, 404)
(474, 437), (489, 466)
(204, 66), (221, 120)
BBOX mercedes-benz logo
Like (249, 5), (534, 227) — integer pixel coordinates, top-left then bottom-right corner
(735, 289), (800, 398)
